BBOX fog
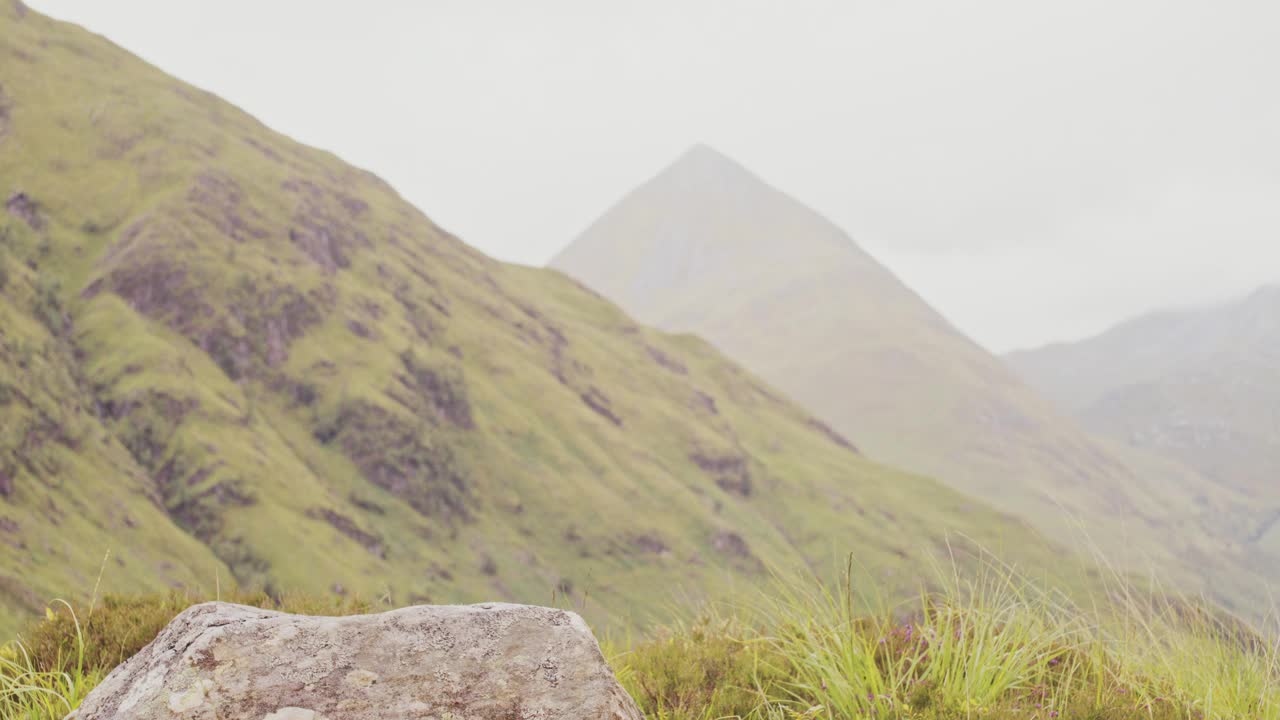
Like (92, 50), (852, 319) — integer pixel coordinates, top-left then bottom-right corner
(28, 0), (1280, 351)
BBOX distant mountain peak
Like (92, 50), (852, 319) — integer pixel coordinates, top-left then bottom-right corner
(554, 146), (871, 308)
(3, 3), (1108, 637)
(550, 141), (1268, 618)
(667, 142), (744, 171)
(1245, 282), (1280, 304)
(675, 141), (729, 163)
(650, 142), (775, 196)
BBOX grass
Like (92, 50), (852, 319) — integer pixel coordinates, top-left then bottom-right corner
(0, 602), (99, 720)
(0, 590), (382, 719)
(2, 558), (1275, 719)
(606, 558), (1278, 720)
(0, 3), (1092, 639)
(1, 5), (1275, 715)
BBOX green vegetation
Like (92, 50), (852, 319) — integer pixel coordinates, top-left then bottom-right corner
(0, 4), (1083, 637)
(2, 562), (1275, 719)
(617, 559), (1280, 720)
(3, 7), (1273, 718)
(0, 591), (382, 719)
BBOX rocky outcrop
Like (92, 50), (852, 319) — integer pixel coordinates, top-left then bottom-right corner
(5, 191), (42, 229)
(69, 602), (643, 720)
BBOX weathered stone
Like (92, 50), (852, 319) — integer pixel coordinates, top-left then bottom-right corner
(69, 601), (643, 720)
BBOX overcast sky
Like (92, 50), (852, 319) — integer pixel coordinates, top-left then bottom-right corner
(28, 0), (1280, 352)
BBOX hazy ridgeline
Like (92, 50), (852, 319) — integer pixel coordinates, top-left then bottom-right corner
(1, 2), (1278, 719)
(554, 145), (1278, 618)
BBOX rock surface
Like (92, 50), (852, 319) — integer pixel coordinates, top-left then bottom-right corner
(69, 602), (643, 720)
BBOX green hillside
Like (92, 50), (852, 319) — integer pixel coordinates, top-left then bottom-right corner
(552, 145), (1274, 616)
(0, 5), (1077, 635)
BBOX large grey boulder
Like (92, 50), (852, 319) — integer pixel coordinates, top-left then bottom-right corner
(69, 602), (643, 720)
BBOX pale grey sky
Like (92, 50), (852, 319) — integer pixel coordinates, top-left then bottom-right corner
(27, 0), (1280, 352)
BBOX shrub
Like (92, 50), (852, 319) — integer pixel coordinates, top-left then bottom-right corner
(607, 616), (784, 720)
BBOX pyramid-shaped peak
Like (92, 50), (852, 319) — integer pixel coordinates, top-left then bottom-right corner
(673, 142), (736, 165)
(656, 143), (766, 190)
(553, 142), (879, 314)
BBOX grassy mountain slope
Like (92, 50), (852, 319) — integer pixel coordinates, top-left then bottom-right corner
(1008, 286), (1280, 562)
(0, 5), (1073, 635)
(552, 145), (1273, 614)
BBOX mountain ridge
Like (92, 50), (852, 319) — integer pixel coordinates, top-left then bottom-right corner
(1008, 284), (1280, 410)
(553, 145), (1274, 615)
(0, 6), (1075, 634)
(1008, 286), (1280, 549)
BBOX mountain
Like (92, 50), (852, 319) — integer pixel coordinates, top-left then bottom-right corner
(0, 6), (1075, 635)
(553, 144), (1275, 613)
(1008, 286), (1280, 555)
